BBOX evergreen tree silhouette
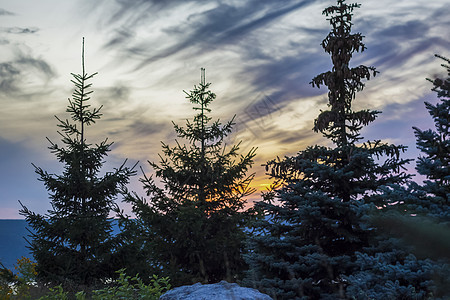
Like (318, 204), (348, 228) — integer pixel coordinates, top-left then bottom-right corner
(347, 54), (450, 299)
(242, 1), (426, 298)
(123, 68), (256, 286)
(19, 38), (136, 287)
(412, 54), (449, 222)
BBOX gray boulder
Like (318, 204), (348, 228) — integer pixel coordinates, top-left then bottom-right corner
(159, 281), (272, 300)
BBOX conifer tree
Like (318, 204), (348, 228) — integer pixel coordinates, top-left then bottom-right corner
(19, 39), (136, 287)
(346, 54), (450, 299)
(412, 54), (449, 222)
(242, 1), (426, 298)
(123, 68), (256, 286)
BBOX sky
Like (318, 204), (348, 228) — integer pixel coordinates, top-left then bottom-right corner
(0, 0), (449, 219)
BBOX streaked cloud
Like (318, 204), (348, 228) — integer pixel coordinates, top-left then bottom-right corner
(0, 8), (14, 16)
(0, 48), (55, 98)
(3, 27), (39, 34)
(0, 0), (448, 218)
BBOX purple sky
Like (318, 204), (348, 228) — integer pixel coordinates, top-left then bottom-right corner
(0, 0), (449, 218)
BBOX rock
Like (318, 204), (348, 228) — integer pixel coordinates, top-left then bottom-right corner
(159, 280), (272, 300)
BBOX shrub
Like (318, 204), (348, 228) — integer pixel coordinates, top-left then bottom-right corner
(37, 269), (171, 300)
(0, 257), (38, 299)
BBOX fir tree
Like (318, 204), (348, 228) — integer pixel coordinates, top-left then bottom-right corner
(367, 54), (450, 298)
(412, 54), (449, 222)
(344, 56), (450, 300)
(19, 38), (136, 287)
(242, 1), (426, 298)
(123, 68), (256, 286)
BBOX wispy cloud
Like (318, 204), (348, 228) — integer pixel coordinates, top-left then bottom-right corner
(0, 62), (20, 94)
(3, 27), (40, 34)
(87, 1), (323, 69)
(1, 0), (448, 218)
(0, 8), (15, 16)
(0, 50), (55, 98)
(79, 0), (448, 156)
(81, 0), (330, 134)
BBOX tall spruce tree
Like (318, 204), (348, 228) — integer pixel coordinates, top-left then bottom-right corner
(123, 68), (256, 286)
(19, 39), (136, 287)
(345, 55), (450, 299)
(412, 54), (449, 222)
(242, 1), (423, 299)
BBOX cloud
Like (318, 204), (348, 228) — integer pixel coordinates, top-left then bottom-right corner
(359, 18), (447, 70)
(359, 94), (439, 173)
(95, 84), (132, 106)
(106, 85), (131, 101)
(128, 119), (169, 138)
(2, 0), (448, 218)
(81, 0), (336, 162)
(353, 2), (449, 68)
(243, 54), (327, 104)
(87, 0), (330, 129)
(90, 1), (320, 69)
(101, 117), (170, 141)
(16, 56), (54, 78)
(78, 0), (448, 147)
(0, 8), (14, 16)
(4, 27), (39, 34)
(0, 49), (56, 98)
(0, 62), (21, 94)
(379, 20), (429, 39)
(236, 93), (284, 126)
(103, 27), (134, 49)
(91, 0), (202, 27)
(200, 0), (316, 44)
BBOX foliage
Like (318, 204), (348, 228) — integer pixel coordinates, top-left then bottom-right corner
(37, 269), (170, 300)
(363, 54), (450, 298)
(0, 266), (13, 300)
(13, 257), (38, 284)
(348, 181), (450, 298)
(242, 1), (436, 299)
(122, 68), (257, 286)
(12, 257), (38, 298)
(37, 285), (72, 300)
(0, 257), (62, 300)
(364, 54), (450, 298)
(0, 260), (170, 300)
(412, 54), (449, 223)
(19, 38), (136, 287)
(0, 257), (37, 299)
(90, 269), (170, 300)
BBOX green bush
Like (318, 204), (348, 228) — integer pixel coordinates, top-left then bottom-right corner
(37, 285), (71, 300)
(90, 269), (171, 300)
(0, 257), (38, 299)
(1, 258), (170, 300)
(37, 269), (171, 300)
